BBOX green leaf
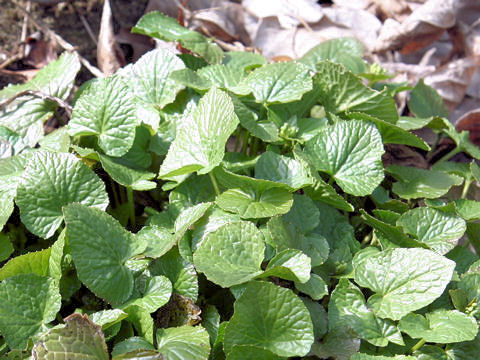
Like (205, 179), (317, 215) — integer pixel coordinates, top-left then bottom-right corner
(15, 151), (109, 238)
(214, 167), (293, 219)
(202, 305), (220, 345)
(0, 191), (14, 230)
(293, 146), (354, 212)
(68, 75), (137, 157)
(0, 52), (80, 146)
(305, 120), (385, 196)
(455, 199), (480, 220)
(129, 48), (185, 127)
(354, 248), (455, 320)
(329, 279), (404, 347)
(245, 62), (312, 104)
(197, 65), (249, 94)
(133, 11), (223, 64)
(156, 325), (210, 360)
(112, 337), (156, 358)
(350, 354), (416, 360)
(299, 37), (365, 73)
(159, 88), (239, 178)
(387, 165), (463, 199)
(135, 225), (176, 259)
(32, 313), (108, 360)
(310, 327), (360, 360)
(360, 210), (426, 249)
(230, 95), (280, 143)
(125, 306), (154, 343)
(226, 345), (284, 360)
(99, 154), (156, 191)
(295, 273), (328, 300)
(446, 333), (480, 360)
(90, 309), (128, 330)
(408, 79), (448, 118)
(64, 204), (146, 305)
(267, 216), (329, 266)
(258, 249), (311, 283)
(0, 233), (13, 262)
(150, 247), (198, 301)
(282, 194), (319, 233)
(397, 207), (466, 254)
(313, 62), (398, 124)
(0, 274), (61, 349)
(174, 202), (212, 242)
(193, 221), (265, 287)
(346, 112), (429, 150)
(38, 127), (71, 153)
(224, 281), (314, 357)
(399, 310), (478, 343)
(170, 68), (211, 91)
(0, 248), (50, 281)
(255, 151), (312, 190)
(223, 51), (267, 71)
(123, 276), (172, 313)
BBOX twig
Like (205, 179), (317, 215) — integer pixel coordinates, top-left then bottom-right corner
(0, 89), (72, 117)
(12, 0), (104, 78)
(77, 12), (98, 46)
(0, 54), (23, 71)
(21, 1), (31, 44)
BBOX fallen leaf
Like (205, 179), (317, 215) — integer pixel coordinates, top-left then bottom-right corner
(97, 0), (125, 75)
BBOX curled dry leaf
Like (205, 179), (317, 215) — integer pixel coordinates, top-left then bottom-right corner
(424, 56), (478, 111)
(97, 0), (125, 75)
(375, 0), (457, 54)
(455, 108), (480, 145)
(192, 3), (251, 44)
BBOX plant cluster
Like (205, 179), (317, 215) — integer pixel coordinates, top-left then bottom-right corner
(1, 10), (480, 360)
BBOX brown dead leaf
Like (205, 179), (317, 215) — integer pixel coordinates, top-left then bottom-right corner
(192, 3), (251, 44)
(375, 0), (457, 54)
(23, 31), (57, 69)
(97, 0), (125, 75)
(115, 28), (154, 63)
(424, 56), (478, 111)
(455, 108), (480, 145)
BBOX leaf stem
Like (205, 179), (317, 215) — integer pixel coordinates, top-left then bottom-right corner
(242, 131), (250, 155)
(410, 338), (426, 353)
(126, 187), (135, 227)
(209, 172), (221, 196)
(436, 147), (461, 164)
(328, 176), (334, 186)
(109, 177), (120, 208)
(461, 179), (472, 199)
(250, 137), (259, 156)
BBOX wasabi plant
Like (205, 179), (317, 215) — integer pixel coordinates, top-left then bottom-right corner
(1, 10), (480, 360)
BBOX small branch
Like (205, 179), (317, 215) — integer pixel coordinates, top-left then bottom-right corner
(21, 1), (31, 44)
(0, 89), (72, 117)
(126, 187), (136, 227)
(77, 12), (97, 46)
(209, 172), (221, 196)
(0, 54), (23, 71)
(12, 0), (104, 78)
(410, 339), (426, 354)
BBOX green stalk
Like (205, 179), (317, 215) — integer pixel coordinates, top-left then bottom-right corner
(126, 187), (136, 227)
(436, 147), (461, 164)
(209, 172), (221, 196)
(109, 177), (120, 208)
(410, 339), (426, 353)
(242, 131), (250, 155)
(234, 127), (242, 152)
(250, 137), (259, 156)
(461, 179), (472, 199)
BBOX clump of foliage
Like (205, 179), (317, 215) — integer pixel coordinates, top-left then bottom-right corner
(1, 10), (480, 360)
